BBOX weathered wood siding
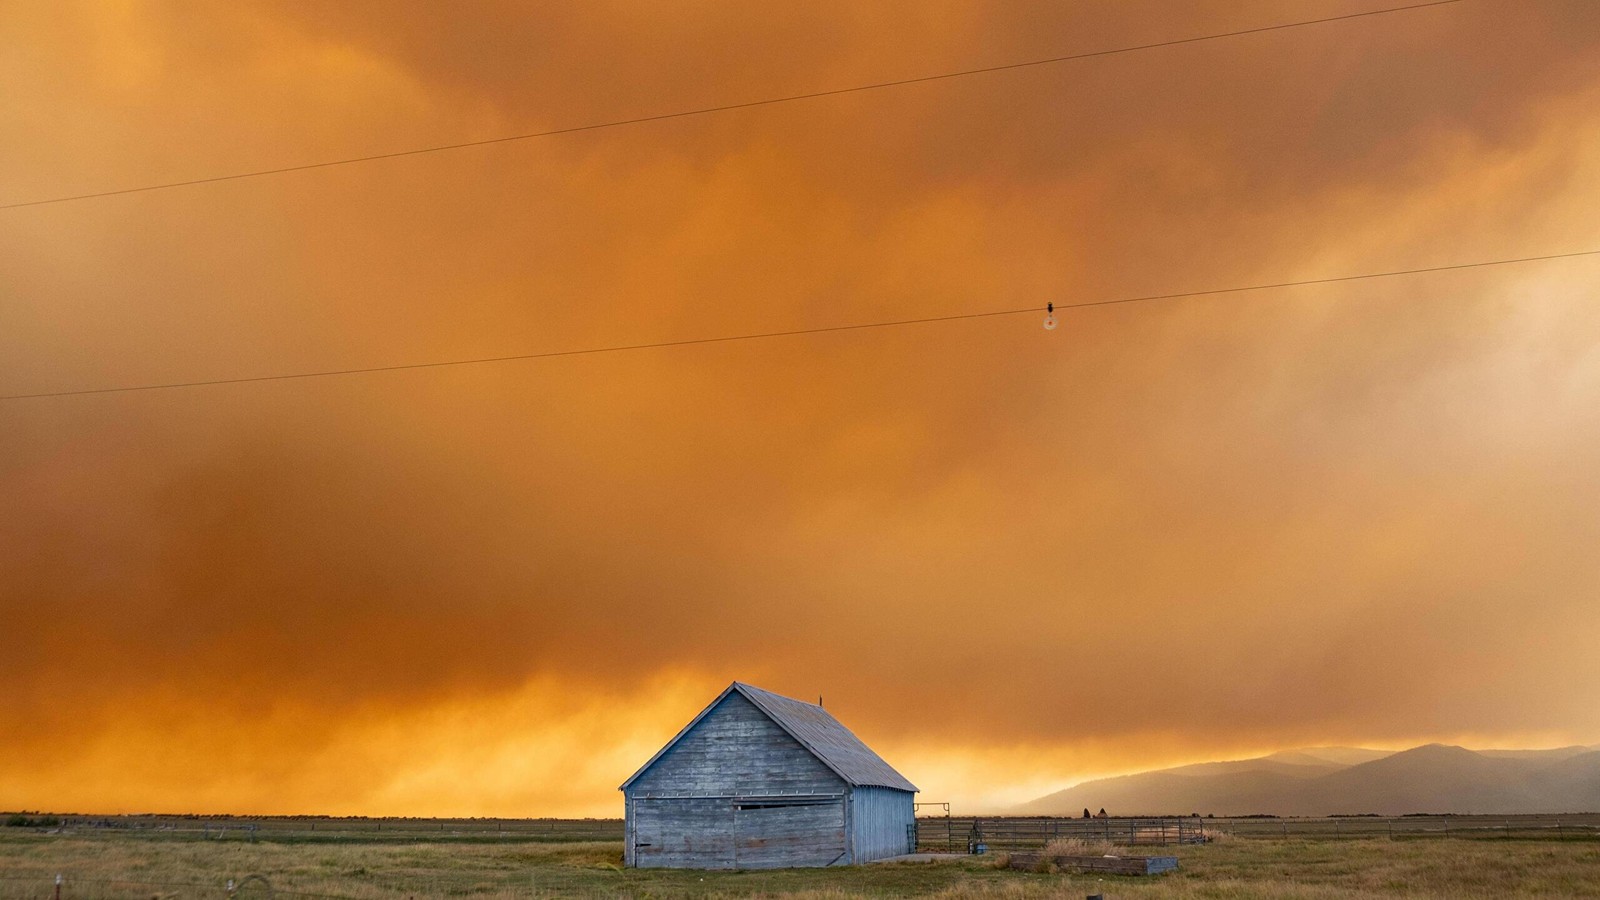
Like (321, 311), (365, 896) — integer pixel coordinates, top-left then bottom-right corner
(628, 692), (842, 796)
(626, 692), (849, 868)
(631, 797), (732, 868)
(734, 799), (846, 868)
(848, 786), (915, 862)
(629, 796), (847, 869)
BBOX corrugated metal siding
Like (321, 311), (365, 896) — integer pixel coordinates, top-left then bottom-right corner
(849, 786), (915, 862)
(737, 684), (918, 792)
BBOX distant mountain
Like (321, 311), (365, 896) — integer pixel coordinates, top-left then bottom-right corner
(1477, 745), (1597, 761)
(1019, 744), (1600, 816)
(1262, 747), (1394, 767)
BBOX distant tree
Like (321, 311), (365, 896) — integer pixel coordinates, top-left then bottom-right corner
(1082, 808), (1091, 819)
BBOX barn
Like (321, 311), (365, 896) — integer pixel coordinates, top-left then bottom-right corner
(620, 681), (918, 868)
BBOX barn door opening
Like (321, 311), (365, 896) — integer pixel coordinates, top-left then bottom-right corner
(732, 796), (846, 869)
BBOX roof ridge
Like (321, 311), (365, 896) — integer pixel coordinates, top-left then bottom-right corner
(736, 681), (821, 708)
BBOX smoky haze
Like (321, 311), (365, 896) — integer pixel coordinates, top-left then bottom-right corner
(2, 0), (1599, 815)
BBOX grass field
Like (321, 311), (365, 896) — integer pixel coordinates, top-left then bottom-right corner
(3, 828), (1600, 899)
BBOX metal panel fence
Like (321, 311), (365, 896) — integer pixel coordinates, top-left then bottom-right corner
(913, 816), (1204, 852)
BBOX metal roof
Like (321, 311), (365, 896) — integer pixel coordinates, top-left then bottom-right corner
(735, 683), (918, 792)
(619, 681), (918, 793)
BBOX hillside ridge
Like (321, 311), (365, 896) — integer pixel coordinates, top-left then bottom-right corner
(1019, 744), (1600, 816)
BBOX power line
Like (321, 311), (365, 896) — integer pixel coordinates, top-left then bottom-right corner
(0, 0), (1465, 211)
(3, 246), (1592, 402)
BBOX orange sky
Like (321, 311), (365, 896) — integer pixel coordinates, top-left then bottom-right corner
(3, 0), (1600, 817)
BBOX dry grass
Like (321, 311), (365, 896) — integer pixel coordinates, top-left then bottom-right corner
(1025, 837), (1128, 875)
(2, 829), (1599, 898)
(1039, 837), (1120, 857)
(982, 850), (1012, 871)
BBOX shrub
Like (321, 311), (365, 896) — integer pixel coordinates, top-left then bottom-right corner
(4, 814), (59, 828)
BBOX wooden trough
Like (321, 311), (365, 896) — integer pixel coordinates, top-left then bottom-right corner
(1005, 853), (1178, 876)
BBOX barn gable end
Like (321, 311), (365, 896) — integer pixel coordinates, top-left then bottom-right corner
(626, 690), (843, 797)
(621, 682), (918, 869)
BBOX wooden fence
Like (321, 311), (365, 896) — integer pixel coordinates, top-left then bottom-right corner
(1197, 814), (1600, 841)
(913, 814), (1600, 852)
(21, 816), (625, 843)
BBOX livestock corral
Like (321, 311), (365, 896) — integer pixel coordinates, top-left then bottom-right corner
(4, 813), (1600, 898)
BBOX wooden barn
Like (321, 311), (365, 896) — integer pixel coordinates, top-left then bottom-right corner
(620, 681), (918, 868)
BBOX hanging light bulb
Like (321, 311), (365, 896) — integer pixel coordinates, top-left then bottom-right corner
(1043, 301), (1057, 331)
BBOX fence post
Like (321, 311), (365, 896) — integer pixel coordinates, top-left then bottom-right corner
(54, 874), (61, 900)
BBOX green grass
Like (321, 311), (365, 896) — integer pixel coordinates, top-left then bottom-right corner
(2, 830), (1599, 898)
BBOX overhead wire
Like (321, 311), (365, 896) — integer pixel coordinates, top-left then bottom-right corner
(2, 246), (1593, 402)
(0, 0), (1464, 211)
